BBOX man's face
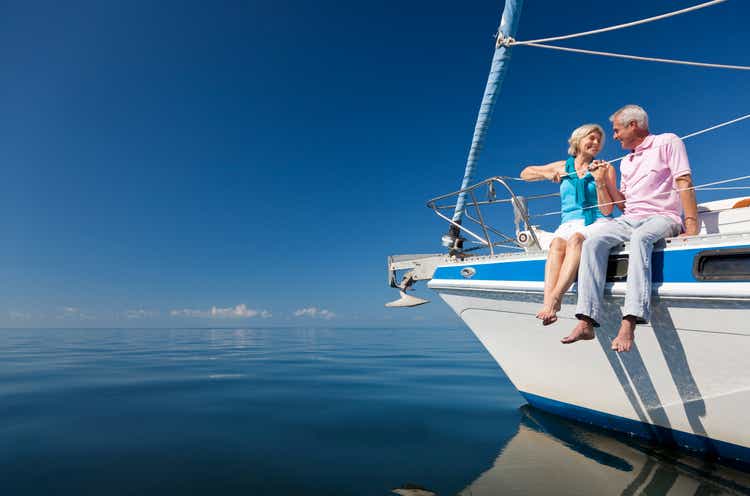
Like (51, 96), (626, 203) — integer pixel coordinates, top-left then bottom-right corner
(612, 115), (638, 149)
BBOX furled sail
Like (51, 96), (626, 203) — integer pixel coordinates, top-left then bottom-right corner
(447, 0), (524, 248)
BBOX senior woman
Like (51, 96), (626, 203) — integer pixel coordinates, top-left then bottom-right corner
(520, 124), (619, 325)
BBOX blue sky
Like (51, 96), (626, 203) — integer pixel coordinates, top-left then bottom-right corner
(2, 0), (748, 328)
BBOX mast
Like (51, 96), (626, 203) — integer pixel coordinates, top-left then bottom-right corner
(445, 0), (524, 250)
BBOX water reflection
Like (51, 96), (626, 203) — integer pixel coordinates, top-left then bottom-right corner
(458, 406), (750, 496)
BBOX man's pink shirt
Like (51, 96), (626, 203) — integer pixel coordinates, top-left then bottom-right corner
(620, 133), (691, 227)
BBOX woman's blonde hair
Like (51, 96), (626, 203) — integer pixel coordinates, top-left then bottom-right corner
(567, 123), (605, 156)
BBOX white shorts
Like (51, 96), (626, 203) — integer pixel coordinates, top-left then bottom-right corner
(552, 217), (613, 241)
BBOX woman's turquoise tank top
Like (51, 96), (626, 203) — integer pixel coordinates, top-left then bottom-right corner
(559, 157), (611, 225)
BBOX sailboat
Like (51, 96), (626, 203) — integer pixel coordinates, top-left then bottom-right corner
(386, 0), (750, 467)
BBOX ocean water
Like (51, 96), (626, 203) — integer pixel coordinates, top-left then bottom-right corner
(0, 327), (748, 495)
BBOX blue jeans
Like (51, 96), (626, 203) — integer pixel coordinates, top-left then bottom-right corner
(575, 215), (680, 326)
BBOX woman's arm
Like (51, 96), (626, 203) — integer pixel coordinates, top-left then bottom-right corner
(519, 160), (566, 182)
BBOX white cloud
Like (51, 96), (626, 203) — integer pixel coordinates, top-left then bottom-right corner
(57, 307), (95, 320)
(8, 311), (32, 321)
(211, 304), (257, 318)
(170, 304), (271, 319)
(293, 307), (336, 320)
(125, 309), (157, 319)
(170, 308), (208, 318)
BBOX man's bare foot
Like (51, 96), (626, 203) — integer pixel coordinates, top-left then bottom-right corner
(612, 318), (636, 352)
(561, 319), (595, 344)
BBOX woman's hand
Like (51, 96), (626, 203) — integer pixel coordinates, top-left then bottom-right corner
(589, 160), (609, 185)
(545, 169), (561, 183)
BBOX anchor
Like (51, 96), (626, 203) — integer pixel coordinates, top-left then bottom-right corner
(384, 254), (444, 308)
(385, 270), (429, 308)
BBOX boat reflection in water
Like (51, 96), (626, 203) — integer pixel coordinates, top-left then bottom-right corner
(458, 406), (750, 496)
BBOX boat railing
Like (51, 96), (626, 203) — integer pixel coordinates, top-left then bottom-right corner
(427, 176), (559, 256)
(428, 173), (750, 257)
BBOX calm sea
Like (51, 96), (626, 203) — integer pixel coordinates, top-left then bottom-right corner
(0, 327), (747, 495)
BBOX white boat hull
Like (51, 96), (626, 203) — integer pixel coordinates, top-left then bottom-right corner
(429, 282), (750, 466)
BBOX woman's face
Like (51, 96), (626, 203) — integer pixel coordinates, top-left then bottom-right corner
(578, 132), (602, 157)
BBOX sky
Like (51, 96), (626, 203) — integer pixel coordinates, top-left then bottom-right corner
(1, 0), (748, 328)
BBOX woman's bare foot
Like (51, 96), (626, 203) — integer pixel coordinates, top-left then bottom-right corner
(536, 297), (561, 326)
(611, 318), (636, 352)
(536, 304), (557, 325)
(561, 319), (595, 344)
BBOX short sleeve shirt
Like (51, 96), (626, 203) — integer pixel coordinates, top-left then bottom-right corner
(620, 133), (691, 226)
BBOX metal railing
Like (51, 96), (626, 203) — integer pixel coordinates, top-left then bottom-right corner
(427, 176), (559, 255)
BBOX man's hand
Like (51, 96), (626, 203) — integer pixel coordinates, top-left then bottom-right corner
(679, 217), (700, 237)
(589, 160), (610, 185)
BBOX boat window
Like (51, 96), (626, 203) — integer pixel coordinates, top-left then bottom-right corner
(606, 255), (628, 282)
(693, 249), (750, 281)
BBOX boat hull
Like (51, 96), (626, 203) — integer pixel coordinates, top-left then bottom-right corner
(429, 255), (750, 467)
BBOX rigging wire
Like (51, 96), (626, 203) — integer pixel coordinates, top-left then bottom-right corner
(505, 112), (750, 182)
(508, 0), (729, 46)
(519, 42), (750, 71)
(498, 112), (750, 219)
(555, 112), (750, 179)
(462, 1), (750, 236)
(496, 1), (748, 72)
(529, 175), (750, 219)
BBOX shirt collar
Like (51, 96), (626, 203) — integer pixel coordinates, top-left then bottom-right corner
(631, 134), (655, 153)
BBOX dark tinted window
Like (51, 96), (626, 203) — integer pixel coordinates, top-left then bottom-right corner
(693, 249), (750, 281)
(606, 255), (629, 282)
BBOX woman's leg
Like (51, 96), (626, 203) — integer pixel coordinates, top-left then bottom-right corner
(537, 237), (566, 324)
(547, 233), (585, 320)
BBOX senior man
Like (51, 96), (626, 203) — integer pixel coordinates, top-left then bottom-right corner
(562, 104), (699, 352)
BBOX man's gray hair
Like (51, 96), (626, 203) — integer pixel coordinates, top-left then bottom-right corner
(609, 104), (649, 130)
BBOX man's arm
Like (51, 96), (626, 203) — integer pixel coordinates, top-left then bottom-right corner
(607, 171), (626, 212)
(593, 161), (625, 211)
(590, 162), (623, 215)
(676, 174), (699, 236)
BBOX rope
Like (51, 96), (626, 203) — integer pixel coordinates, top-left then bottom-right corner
(552, 112), (750, 180)
(523, 112), (750, 218)
(675, 112), (750, 140)
(508, 0), (728, 46)
(505, 113), (750, 183)
(521, 42), (750, 71)
(485, 1), (749, 223)
(692, 174), (750, 189)
(531, 175), (750, 219)
(697, 187), (750, 191)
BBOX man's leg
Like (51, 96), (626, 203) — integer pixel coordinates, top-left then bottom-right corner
(612, 215), (681, 352)
(563, 219), (630, 344)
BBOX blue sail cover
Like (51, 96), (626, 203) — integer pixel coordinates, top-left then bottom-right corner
(452, 0), (524, 223)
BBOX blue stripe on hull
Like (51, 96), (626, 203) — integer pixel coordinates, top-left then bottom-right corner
(433, 243), (750, 283)
(520, 391), (750, 468)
